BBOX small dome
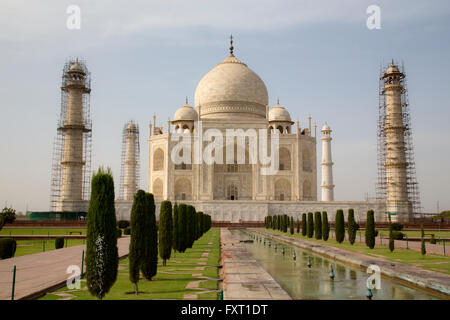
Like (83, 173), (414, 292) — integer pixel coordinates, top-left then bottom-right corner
(321, 123), (331, 132)
(386, 65), (400, 74)
(174, 103), (198, 121)
(127, 122), (136, 130)
(268, 104), (292, 122)
(69, 61), (84, 73)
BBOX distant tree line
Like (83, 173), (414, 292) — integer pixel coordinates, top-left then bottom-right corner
(264, 209), (391, 249)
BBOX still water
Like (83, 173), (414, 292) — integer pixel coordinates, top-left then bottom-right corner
(231, 229), (443, 300)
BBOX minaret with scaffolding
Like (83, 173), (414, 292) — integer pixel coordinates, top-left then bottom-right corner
(50, 59), (92, 212)
(119, 120), (140, 200)
(377, 61), (422, 222)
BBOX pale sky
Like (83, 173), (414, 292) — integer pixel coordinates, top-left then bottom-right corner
(0, 0), (449, 214)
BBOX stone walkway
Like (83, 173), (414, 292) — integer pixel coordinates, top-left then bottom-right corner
(221, 228), (291, 300)
(0, 236), (130, 300)
(255, 229), (450, 297)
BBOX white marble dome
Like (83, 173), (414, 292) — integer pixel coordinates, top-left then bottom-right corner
(194, 53), (268, 119)
(174, 103), (197, 121)
(268, 104), (292, 122)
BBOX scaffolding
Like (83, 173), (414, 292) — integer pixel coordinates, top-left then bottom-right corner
(49, 59), (92, 211)
(376, 62), (423, 218)
(119, 121), (140, 200)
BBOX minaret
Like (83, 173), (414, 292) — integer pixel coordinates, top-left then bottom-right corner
(320, 123), (334, 201)
(382, 62), (411, 221)
(58, 59), (91, 211)
(120, 121), (140, 200)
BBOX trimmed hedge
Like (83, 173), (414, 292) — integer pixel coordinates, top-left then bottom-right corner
(314, 212), (322, 240)
(124, 227), (131, 235)
(55, 237), (64, 249)
(0, 238), (16, 259)
(116, 228), (122, 239)
(335, 209), (345, 243)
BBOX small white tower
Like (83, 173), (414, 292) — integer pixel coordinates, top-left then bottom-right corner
(321, 123), (334, 201)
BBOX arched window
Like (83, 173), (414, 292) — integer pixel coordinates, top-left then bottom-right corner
(227, 184), (238, 200)
(175, 178), (192, 200)
(303, 180), (312, 200)
(153, 148), (164, 171)
(279, 147), (291, 171)
(275, 179), (291, 201)
(302, 148), (312, 172)
(153, 178), (163, 200)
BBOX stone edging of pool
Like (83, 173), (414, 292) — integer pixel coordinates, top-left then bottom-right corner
(251, 229), (450, 298)
(220, 228), (291, 300)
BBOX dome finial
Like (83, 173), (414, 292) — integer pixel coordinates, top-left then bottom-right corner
(277, 97), (280, 105)
(229, 34), (234, 56)
(186, 96), (188, 104)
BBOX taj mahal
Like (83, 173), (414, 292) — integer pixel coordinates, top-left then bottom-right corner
(115, 38), (387, 222)
(52, 36), (421, 223)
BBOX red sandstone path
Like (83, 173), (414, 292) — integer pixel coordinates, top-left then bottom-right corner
(0, 237), (130, 300)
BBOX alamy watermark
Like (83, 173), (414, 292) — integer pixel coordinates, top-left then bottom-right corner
(366, 264), (381, 290)
(66, 5), (81, 30)
(366, 5), (381, 30)
(170, 121), (280, 175)
(66, 265), (81, 289)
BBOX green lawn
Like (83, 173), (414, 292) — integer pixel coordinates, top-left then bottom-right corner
(262, 229), (450, 275)
(0, 228), (87, 236)
(13, 239), (85, 257)
(39, 228), (220, 300)
(349, 229), (450, 239)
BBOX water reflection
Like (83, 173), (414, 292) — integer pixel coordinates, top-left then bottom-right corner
(232, 229), (441, 300)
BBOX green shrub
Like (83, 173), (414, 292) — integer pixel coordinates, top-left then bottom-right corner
(117, 220), (130, 229)
(421, 224), (426, 256)
(86, 167), (119, 299)
(365, 210), (376, 249)
(314, 212), (322, 240)
(124, 227), (131, 235)
(392, 231), (404, 240)
(390, 223), (403, 231)
(159, 200), (173, 266)
(430, 234), (436, 244)
(301, 213), (307, 236)
(0, 238), (16, 259)
(335, 209), (345, 243)
(322, 212), (329, 241)
(347, 209), (358, 245)
(296, 218), (300, 233)
(116, 228), (122, 238)
(55, 237), (64, 249)
(307, 212), (314, 238)
(290, 216), (294, 235)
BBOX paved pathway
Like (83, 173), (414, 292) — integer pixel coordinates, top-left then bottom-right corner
(221, 228), (291, 300)
(255, 229), (450, 297)
(0, 236), (130, 300)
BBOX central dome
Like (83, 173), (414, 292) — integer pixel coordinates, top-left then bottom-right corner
(194, 51), (269, 120)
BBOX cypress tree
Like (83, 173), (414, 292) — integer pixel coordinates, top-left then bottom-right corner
(335, 209), (345, 243)
(198, 211), (204, 238)
(301, 213), (307, 236)
(365, 210), (376, 249)
(348, 209), (357, 245)
(140, 193), (158, 280)
(322, 212), (329, 241)
(86, 167), (118, 299)
(129, 190), (147, 294)
(159, 200), (173, 266)
(388, 211), (394, 252)
(186, 205), (195, 248)
(290, 216), (294, 235)
(307, 212), (314, 238)
(296, 218), (300, 233)
(421, 224), (426, 256)
(172, 203), (179, 252)
(314, 212), (322, 240)
(178, 204), (188, 252)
